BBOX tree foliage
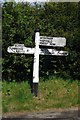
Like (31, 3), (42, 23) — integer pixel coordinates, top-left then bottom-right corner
(2, 2), (80, 81)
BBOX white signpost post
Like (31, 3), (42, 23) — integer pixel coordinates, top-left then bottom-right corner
(7, 29), (68, 96)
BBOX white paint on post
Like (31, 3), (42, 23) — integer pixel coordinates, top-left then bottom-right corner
(33, 31), (40, 83)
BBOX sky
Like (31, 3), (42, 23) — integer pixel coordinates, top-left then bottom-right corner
(14, 0), (48, 2)
(0, 0), (79, 4)
(0, 0), (48, 2)
(18, 0), (48, 2)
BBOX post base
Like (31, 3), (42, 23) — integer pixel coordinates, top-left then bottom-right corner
(32, 83), (38, 97)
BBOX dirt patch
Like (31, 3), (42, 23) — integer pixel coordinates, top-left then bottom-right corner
(2, 106), (80, 120)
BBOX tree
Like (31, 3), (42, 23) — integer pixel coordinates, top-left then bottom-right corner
(2, 2), (80, 81)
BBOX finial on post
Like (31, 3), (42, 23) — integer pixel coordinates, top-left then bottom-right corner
(35, 29), (40, 33)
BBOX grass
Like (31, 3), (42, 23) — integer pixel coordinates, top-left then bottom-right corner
(0, 81), (2, 115)
(2, 76), (79, 113)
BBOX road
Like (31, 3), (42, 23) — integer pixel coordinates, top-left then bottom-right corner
(2, 107), (80, 120)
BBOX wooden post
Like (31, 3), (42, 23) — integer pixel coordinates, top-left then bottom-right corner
(32, 29), (40, 97)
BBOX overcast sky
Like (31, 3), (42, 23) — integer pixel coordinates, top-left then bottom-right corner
(19, 0), (48, 2)
(0, 0), (48, 2)
(0, 0), (79, 2)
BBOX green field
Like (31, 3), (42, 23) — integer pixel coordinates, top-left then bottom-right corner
(2, 76), (79, 113)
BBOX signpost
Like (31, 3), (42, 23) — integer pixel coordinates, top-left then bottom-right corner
(7, 30), (68, 97)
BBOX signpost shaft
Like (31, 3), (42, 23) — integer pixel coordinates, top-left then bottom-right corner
(32, 30), (40, 97)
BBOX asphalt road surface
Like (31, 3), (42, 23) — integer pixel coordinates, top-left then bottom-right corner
(2, 107), (80, 120)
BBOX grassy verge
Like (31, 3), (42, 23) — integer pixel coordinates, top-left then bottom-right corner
(2, 76), (79, 113)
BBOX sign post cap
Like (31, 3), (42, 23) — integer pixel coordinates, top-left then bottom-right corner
(35, 29), (40, 32)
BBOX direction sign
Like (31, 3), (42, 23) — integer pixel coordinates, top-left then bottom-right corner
(39, 48), (68, 56)
(40, 36), (66, 47)
(13, 43), (25, 47)
(7, 46), (68, 56)
(7, 45), (34, 54)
